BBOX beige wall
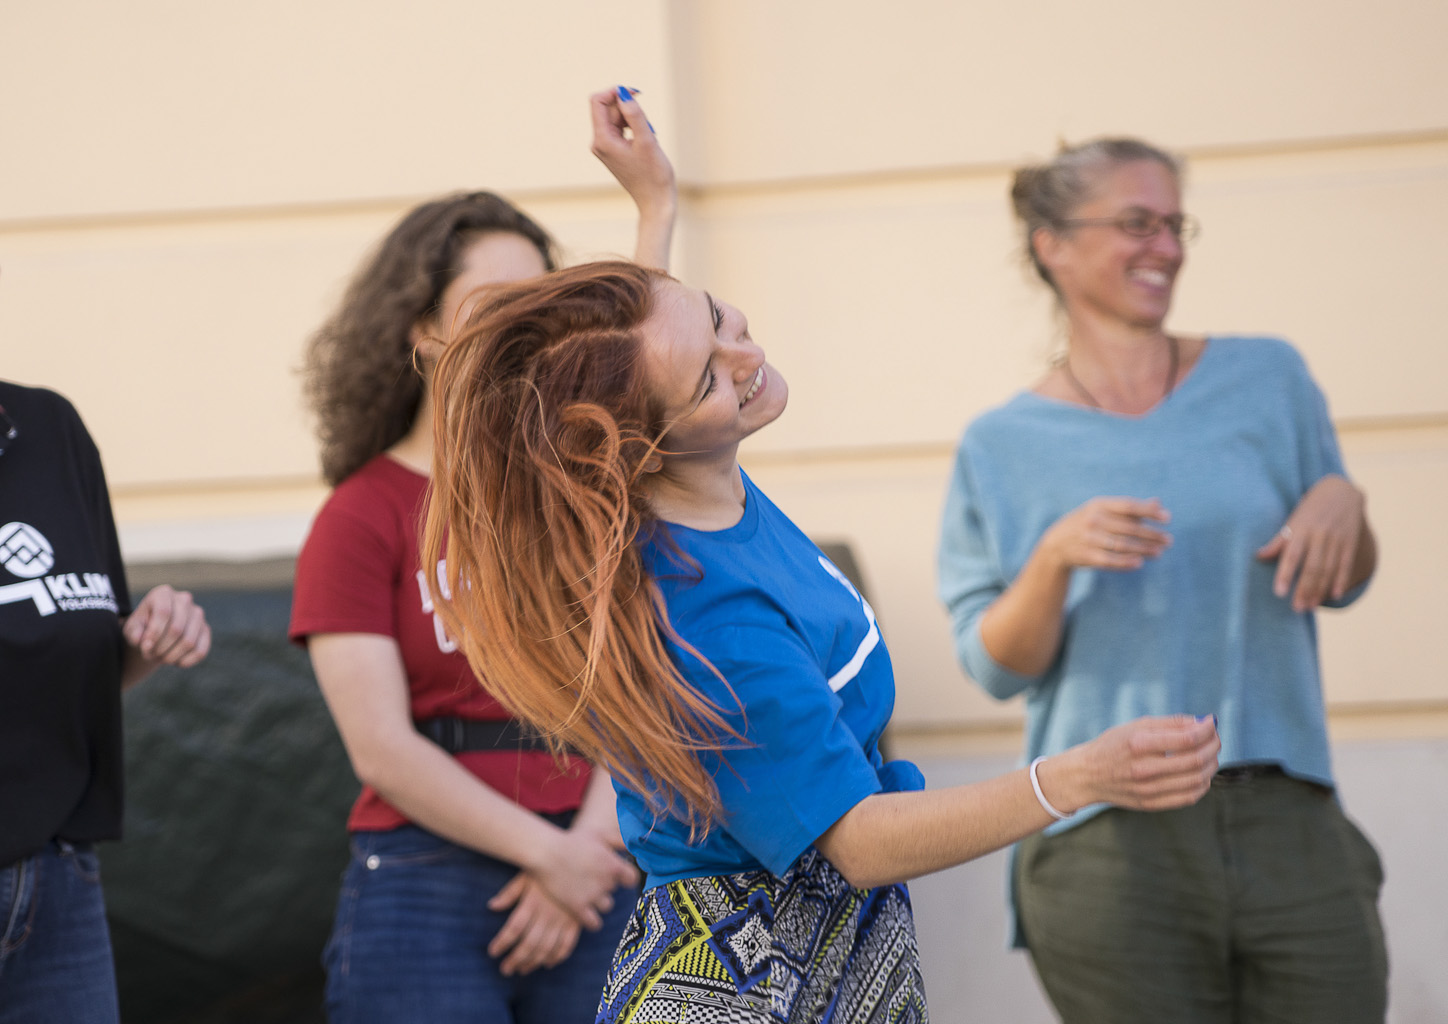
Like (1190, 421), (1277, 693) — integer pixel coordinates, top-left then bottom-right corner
(3, 0), (1445, 733)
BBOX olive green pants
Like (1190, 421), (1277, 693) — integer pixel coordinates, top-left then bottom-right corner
(1016, 772), (1387, 1024)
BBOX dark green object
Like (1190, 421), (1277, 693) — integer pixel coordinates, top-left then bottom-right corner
(103, 561), (356, 1023)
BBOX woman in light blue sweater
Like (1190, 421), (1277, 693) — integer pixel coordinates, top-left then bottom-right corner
(938, 138), (1386, 1023)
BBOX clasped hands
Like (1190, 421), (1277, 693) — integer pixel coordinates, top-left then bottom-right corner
(487, 820), (638, 977)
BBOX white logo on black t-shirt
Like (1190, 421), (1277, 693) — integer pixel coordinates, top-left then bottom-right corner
(0, 522), (55, 577)
(0, 521), (117, 617)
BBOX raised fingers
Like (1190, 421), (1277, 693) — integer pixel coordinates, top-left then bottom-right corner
(588, 89), (628, 156)
(612, 85), (654, 138)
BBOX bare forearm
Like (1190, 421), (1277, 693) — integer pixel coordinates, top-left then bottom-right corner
(818, 772), (1050, 888)
(978, 545), (1072, 676)
(353, 733), (564, 870)
(818, 716), (1220, 889)
(633, 200), (676, 271)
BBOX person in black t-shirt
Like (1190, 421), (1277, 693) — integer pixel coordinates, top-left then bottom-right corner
(0, 379), (211, 1024)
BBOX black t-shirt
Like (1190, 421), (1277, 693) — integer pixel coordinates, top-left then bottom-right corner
(0, 381), (132, 867)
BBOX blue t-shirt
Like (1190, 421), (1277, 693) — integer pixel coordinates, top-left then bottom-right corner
(621, 471), (924, 887)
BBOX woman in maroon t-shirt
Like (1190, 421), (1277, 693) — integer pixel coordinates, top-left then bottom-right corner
(289, 88), (674, 1023)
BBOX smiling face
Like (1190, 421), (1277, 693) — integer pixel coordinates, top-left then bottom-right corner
(1037, 159), (1185, 330)
(640, 279), (787, 467)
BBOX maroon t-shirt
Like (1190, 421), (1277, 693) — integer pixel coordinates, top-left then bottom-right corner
(289, 455), (588, 831)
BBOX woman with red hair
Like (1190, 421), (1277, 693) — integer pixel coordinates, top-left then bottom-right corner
(423, 259), (1221, 1022)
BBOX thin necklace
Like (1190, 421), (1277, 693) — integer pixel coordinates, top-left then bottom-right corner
(1061, 335), (1179, 411)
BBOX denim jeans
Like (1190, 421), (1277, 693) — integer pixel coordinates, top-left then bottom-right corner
(324, 821), (637, 1024)
(0, 840), (120, 1024)
(1017, 772), (1387, 1024)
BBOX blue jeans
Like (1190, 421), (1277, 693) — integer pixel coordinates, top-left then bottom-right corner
(0, 841), (120, 1024)
(324, 822), (637, 1024)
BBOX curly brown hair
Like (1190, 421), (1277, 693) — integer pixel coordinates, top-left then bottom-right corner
(303, 191), (557, 486)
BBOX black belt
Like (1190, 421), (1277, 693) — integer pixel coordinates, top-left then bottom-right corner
(1212, 763), (1285, 785)
(414, 717), (551, 754)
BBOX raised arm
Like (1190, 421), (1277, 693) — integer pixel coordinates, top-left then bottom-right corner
(589, 86), (676, 270)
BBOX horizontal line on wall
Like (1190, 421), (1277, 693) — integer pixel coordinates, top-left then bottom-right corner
(1326, 700), (1448, 740)
(109, 411), (1448, 500)
(742, 441), (955, 467)
(1336, 412), (1448, 433)
(892, 699), (1448, 758)
(683, 127), (1448, 202)
(5, 130), (1444, 237)
(111, 474), (323, 500)
(0, 184), (637, 236)
(740, 414), (1448, 468)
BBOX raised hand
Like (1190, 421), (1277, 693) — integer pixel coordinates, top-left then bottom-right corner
(589, 85), (676, 270)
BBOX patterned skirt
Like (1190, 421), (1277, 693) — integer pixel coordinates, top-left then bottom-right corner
(595, 847), (928, 1023)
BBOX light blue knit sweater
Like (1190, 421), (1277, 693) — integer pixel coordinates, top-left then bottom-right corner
(938, 337), (1366, 817)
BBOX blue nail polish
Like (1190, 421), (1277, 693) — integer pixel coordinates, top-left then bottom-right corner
(616, 85), (633, 102)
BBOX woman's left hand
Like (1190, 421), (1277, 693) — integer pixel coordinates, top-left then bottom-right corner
(1256, 475), (1367, 612)
(121, 584), (211, 685)
(487, 871), (582, 976)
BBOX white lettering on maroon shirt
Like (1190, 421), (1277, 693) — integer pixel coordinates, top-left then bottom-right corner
(415, 561), (458, 654)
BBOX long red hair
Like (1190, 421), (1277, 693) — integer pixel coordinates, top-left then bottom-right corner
(421, 260), (737, 834)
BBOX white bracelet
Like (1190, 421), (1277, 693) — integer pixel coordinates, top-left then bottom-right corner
(1029, 756), (1073, 821)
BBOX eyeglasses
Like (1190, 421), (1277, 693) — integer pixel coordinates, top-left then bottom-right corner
(1058, 210), (1200, 243)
